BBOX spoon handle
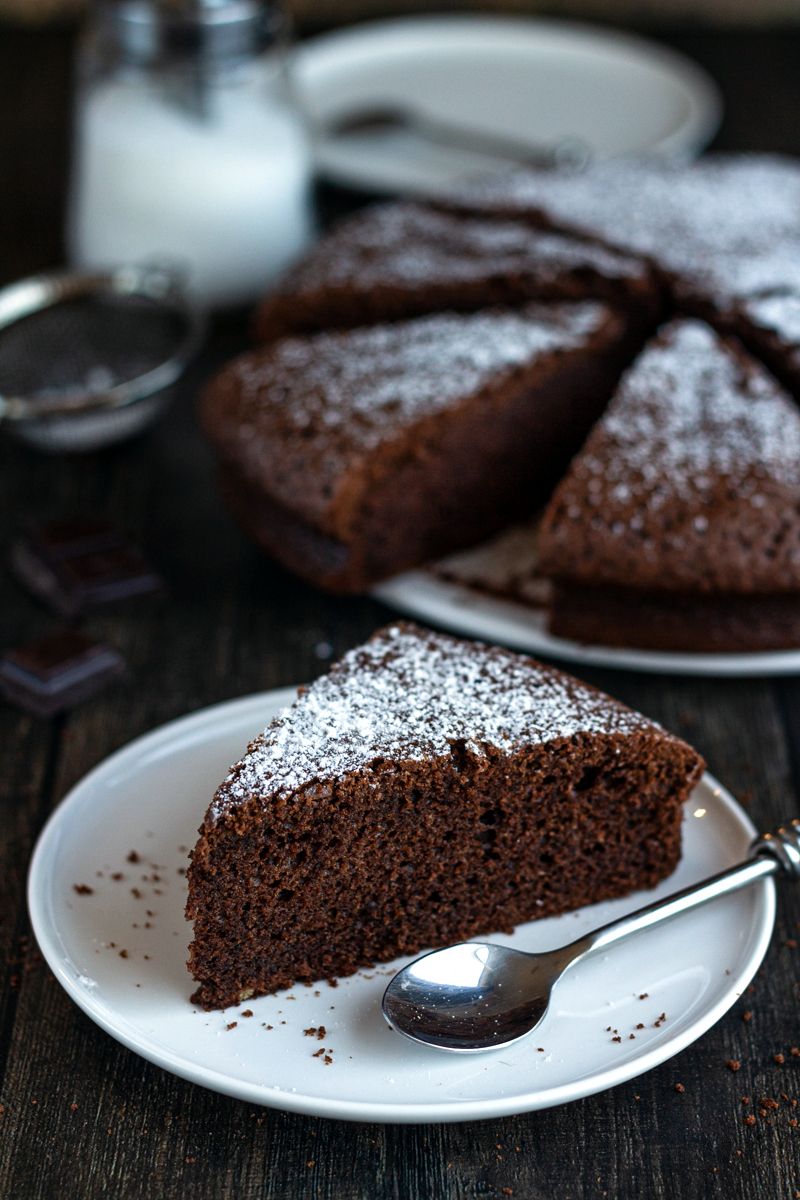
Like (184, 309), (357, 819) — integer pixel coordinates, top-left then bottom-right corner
(569, 818), (800, 962)
(413, 114), (590, 170)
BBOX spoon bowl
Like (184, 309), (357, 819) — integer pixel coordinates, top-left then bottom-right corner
(382, 941), (570, 1052)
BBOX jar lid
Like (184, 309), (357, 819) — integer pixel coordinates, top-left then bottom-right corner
(98, 0), (285, 67)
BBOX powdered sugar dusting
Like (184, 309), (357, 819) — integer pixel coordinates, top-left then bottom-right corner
(581, 320), (800, 499)
(449, 156), (800, 277)
(277, 202), (648, 292)
(235, 302), (607, 445)
(215, 301), (610, 533)
(209, 624), (653, 821)
(743, 291), (800, 364)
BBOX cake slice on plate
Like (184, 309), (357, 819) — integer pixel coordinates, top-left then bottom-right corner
(538, 318), (800, 651)
(253, 202), (659, 343)
(186, 623), (703, 1009)
(201, 301), (636, 592)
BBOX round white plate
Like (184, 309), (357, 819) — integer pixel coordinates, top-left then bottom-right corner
(293, 16), (722, 197)
(375, 570), (800, 678)
(29, 689), (773, 1123)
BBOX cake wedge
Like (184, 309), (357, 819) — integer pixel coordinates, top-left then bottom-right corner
(186, 623), (704, 1009)
(538, 319), (800, 651)
(201, 301), (637, 592)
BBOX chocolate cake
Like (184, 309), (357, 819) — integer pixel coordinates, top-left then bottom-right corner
(186, 622), (704, 1009)
(201, 302), (635, 592)
(204, 152), (800, 651)
(253, 202), (660, 342)
(444, 154), (800, 391)
(537, 319), (800, 651)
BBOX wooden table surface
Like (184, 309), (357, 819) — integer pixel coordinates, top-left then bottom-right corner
(2, 21), (800, 1200)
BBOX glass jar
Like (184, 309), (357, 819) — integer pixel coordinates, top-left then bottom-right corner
(67, 0), (314, 309)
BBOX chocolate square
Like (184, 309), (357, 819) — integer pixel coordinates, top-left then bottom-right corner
(0, 629), (126, 717)
(10, 517), (163, 617)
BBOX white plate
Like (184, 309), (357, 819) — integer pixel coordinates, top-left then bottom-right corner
(375, 569), (800, 678)
(29, 689), (773, 1124)
(293, 16), (722, 197)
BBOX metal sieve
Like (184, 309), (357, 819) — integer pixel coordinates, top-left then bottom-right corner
(0, 263), (204, 453)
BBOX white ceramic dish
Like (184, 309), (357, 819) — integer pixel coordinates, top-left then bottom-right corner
(293, 16), (722, 197)
(374, 569), (800, 678)
(29, 688), (773, 1122)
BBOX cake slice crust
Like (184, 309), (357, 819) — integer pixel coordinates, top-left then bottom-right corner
(186, 623), (703, 1009)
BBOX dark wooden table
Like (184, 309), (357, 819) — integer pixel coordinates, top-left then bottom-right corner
(2, 21), (800, 1199)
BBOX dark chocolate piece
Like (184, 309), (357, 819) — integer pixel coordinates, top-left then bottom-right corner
(0, 629), (125, 717)
(10, 517), (162, 618)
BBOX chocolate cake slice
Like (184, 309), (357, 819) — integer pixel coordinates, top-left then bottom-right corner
(538, 319), (800, 651)
(445, 154), (800, 389)
(201, 301), (637, 592)
(443, 155), (800, 284)
(253, 202), (659, 342)
(186, 622), (703, 1009)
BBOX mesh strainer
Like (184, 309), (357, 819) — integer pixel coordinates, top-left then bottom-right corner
(0, 263), (204, 453)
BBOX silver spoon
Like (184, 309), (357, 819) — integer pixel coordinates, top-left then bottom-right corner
(322, 105), (591, 171)
(382, 818), (800, 1053)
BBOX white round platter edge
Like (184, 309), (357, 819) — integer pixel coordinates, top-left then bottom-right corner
(293, 15), (723, 197)
(374, 570), (800, 678)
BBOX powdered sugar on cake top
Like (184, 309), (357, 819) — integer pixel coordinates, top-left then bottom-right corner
(236, 302), (605, 440)
(448, 156), (800, 272)
(580, 320), (800, 499)
(210, 624), (653, 820)
(538, 318), (800, 592)
(743, 292), (800, 362)
(278, 203), (648, 291)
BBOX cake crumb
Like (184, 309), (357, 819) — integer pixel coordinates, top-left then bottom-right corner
(774, 1053), (786, 1065)
(126, 851), (141, 863)
(73, 884), (93, 895)
(743, 1010), (753, 1023)
(727, 1060), (742, 1072)
(226, 1021), (238, 1031)
(118, 949), (129, 959)
(674, 1083), (685, 1094)
(241, 1009), (253, 1018)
